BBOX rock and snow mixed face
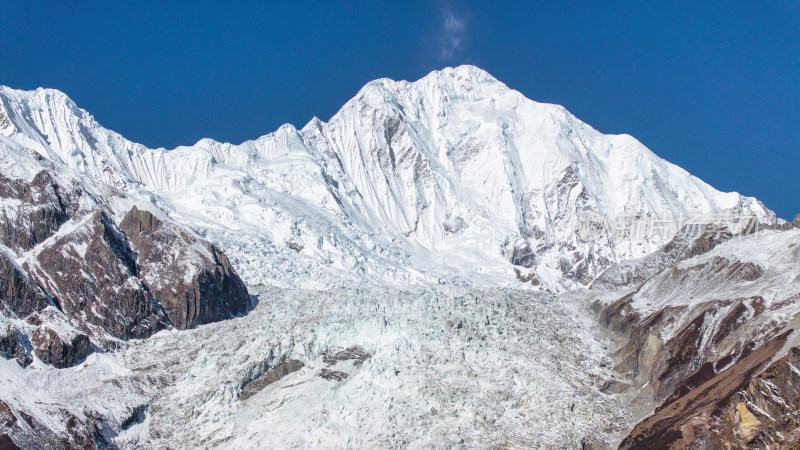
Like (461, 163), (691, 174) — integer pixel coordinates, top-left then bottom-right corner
(590, 226), (800, 447)
(0, 135), (251, 369)
(0, 66), (775, 291)
(3, 226), (797, 449)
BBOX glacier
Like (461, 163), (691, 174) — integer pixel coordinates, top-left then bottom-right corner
(0, 286), (632, 448)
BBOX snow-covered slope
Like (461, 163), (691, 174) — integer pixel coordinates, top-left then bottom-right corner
(0, 66), (775, 290)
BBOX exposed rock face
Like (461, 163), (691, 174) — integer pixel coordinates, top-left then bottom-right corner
(718, 346), (800, 447)
(0, 250), (49, 318)
(0, 326), (32, 367)
(0, 434), (22, 450)
(0, 171), (72, 252)
(35, 210), (169, 340)
(0, 398), (109, 450)
(794, 214), (800, 229)
(323, 346), (372, 368)
(240, 359), (305, 401)
(31, 325), (93, 369)
(510, 241), (535, 268)
(119, 206), (251, 329)
(619, 337), (800, 449)
(605, 294), (774, 406)
(513, 268), (542, 286)
(591, 226), (800, 448)
(591, 223), (733, 293)
(599, 243), (777, 406)
(319, 368), (349, 381)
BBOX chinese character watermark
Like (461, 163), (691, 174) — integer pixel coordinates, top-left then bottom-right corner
(575, 210), (767, 242)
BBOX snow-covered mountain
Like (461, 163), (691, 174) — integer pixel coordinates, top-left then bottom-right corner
(0, 66), (775, 291)
(1, 66), (797, 449)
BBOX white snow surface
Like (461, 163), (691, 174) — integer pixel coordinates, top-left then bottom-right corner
(0, 66), (796, 449)
(0, 66), (775, 291)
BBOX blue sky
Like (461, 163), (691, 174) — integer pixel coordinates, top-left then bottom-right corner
(1, 1), (798, 219)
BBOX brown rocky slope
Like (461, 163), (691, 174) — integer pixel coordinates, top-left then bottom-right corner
(589, 222), (800, 448)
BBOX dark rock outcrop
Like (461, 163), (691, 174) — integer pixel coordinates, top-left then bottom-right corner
(0, 250), (49, 318)
(0, 398), (109, 450)
(240, 359), (305, 401)
(601, 267), (773, 408)
(0, 326), (32, 368)
(0, 168), (252, 369)
(742, 215), (796, 232)
(595, 227), (758, 399)
(510, 242), (535, 268)
(31, 325), (93, 369)
(0, 434), (22, 450)
(596, 222), (800, 448)
(514, 268), (542, 286)
(591, 223), (734, 293)
(119, 206), (251, 330)
(323, 346), (372, 368)
(0, 171), (73, 252)
(319, 368), (349, 381)
(619, 334), (796, 449)
(606, 298), (756, 404)
(35, 210), (169, 341)
(716, 346), (800, 447)
(794, 214), (800, 229)
(684, 224), (732, 257)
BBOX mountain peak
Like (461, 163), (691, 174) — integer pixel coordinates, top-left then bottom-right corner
(428, 64), (499, 81)
(345, 65), (513, 123)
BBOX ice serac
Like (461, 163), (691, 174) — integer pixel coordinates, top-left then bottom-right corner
(0, 66), (775, 290)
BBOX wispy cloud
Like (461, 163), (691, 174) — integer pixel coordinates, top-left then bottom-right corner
(439, 8), (466, 60)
